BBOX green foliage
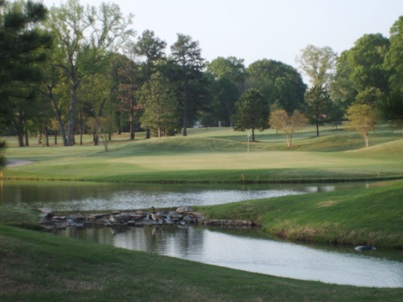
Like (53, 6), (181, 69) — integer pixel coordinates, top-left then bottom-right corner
(347, 33), (390, 94)
(246, 59), (306, 113)
(232, 88), (270, 141)
(0, 0), (52, 146)
(138, 72), (181, 137)
(206, 56), (246, 126)
(170, 34), (210, 136)
(304, 85), (332, 136)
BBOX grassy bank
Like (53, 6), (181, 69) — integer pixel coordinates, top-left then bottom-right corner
(1, 224), (403, 302)
(197, 179), (403, 249)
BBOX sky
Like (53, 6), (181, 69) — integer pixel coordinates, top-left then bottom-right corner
(42, 0), (402, 71)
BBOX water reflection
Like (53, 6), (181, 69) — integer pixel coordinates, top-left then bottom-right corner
(1, 180), (371, 211)
(57, 225), (403, 288)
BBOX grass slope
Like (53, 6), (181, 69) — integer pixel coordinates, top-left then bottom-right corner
(1, 225), (403, 302)
(197, 180), (403, 248)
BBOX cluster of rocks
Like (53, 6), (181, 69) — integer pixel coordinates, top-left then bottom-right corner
(38, 207), (258, 232)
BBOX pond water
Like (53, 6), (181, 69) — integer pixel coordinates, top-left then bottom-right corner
(2, 180), (403, 288)
(57, 225), (403, 288)
(0, 180), (369, 211)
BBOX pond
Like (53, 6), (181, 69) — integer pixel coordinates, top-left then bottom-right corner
(2, 180), (403, 287)
(57, 225), (403, 288)
(0, 180), (370, 211)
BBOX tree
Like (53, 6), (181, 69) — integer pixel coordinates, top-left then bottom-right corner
(247, 59), (306, 113)
(206, 56), (246, 126)
(381, 91), (403, 129)
(171, 33), (209, 136)
(384, 16), (403, 127)
(268, 109), (288, 134)
(347, 34), (390, 94)
(232, 88), (270, 142)
(46, 0), (134, 146)
(110, 53), (141, 139)
(131, 30), (167, 138)
(138, 72), (180, 137)
(282, 110), (309, 148)
(297, 45), (337, 88)
(207, 56), (246, 92)
(297, 45), (336, 137)
(132, 30), (167, 80)
(304, 85), (331, 136)
(345, 103), (379, 148)
(0, 0), (52, 147)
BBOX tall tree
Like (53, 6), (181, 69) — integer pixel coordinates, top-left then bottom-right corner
(384, 16), (403, 127)
(131, 30), (167, 138)
(232, 88), (270, 142)
(247, 59), (306, 113)
(171, 33), (208, 136)
(46, 0), (134, 146)
(207, 56), (246, 93)
(297, 45), (337, 136)
(206, 57), (246, 126)
(297, 45), (337, 89)
(138, 72), (180, 137)
(304, 85), (331, 137)
(132, 29), (166, 80)
(0, 0), (52, 147)
(347, 33), (390, 95)
(110, 53), (141, 139)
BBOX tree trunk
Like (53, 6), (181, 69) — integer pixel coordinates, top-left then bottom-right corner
(316, 120), (320, 137)
(251, 128), (255, 142)
(44, 127), (49, 147)
(130, 97), (135, 140)
(17, 130), (24, 147)
(364, 133), (369, 148)
(287, 135), (293, 147)
(67, 81), (79, 146)
(24, 128), (29, 147)
(48, 86), (68, 146)
(182, 101), (188, 136)
(78, 112), (83, 145)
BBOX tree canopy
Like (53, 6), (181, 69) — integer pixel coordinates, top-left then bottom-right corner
(1, 0), (402, 150)
(232, 88), (270, 142)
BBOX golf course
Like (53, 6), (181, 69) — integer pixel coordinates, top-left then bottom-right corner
(1, 126), (403, 301)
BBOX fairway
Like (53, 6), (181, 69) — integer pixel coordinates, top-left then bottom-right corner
(2, 126), (403, 183)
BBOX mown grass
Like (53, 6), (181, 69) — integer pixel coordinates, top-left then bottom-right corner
(197, 179), (403, 249)
(2, 126), (403, 183)
(1, 224), (403, 302)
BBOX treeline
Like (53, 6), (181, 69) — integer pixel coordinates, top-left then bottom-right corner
(1, 0), (402, 148)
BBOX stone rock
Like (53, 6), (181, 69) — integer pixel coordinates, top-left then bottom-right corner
(176, 206), (192, 214)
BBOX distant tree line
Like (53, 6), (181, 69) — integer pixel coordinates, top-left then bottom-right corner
(1, 0), (402, 154)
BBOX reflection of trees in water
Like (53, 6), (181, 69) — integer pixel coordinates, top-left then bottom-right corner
(60, 226), (206, 258)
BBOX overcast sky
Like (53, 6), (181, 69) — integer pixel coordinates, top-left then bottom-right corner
(42, 0), (402, 70)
